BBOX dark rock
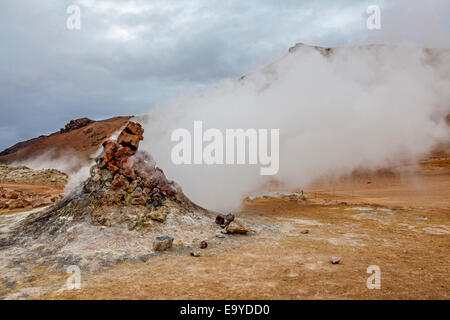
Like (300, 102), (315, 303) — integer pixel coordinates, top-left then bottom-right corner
(60, 118), (93, 134)
(153, 235), (174, 252)
(224, 213), (235, 226)
(215, 215), (225, 225)
(200, 241), (208, 249)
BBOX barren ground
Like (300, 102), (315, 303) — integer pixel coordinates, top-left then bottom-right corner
(1, 157), (449, 300)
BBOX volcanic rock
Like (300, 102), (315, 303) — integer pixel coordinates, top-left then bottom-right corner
(330, 257), (341, 264)
(153, 236), (174, 252)
(60, 118), (93, 134)
(9, 121), (207, 239)
(190, 251), (201, 257)
(215, 215), (225, 225)
(224, 213), (235, 226)
(117, 122), (144, 150)
(226, 220), (248, 234)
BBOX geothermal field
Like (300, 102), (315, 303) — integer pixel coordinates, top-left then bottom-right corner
(0, 44), (449, 300)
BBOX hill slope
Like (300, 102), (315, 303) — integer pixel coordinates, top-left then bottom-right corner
(0, 116), (132, 168)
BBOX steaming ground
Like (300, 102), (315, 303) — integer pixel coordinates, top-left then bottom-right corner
(139, 45), (450, 211)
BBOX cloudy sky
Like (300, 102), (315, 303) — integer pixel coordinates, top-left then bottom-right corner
(0, 0), (449, 151)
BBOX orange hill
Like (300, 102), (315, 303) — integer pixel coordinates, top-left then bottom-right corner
(0, 116), (132, 166)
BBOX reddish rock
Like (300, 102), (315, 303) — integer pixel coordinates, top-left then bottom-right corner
(107, 160), (120, 173)
(111, 174), (127, 190)
(60, 118), (93, 134)
(153, 167), (169, 186)
(115, 146), (134, 159)
(120, 157), (136, 179)
(103, 140), (118, 163)
(160, 185), (176, 196)
(117, 131), (140, 150)
(124, 122), (144, 140)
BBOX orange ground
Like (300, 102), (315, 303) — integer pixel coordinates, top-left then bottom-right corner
(24, 157), (449, 300)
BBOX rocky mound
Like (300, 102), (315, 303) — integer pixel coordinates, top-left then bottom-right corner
(59, 118), (93, 134)
(0, 116), (132, 167)
(11, 121), (211, 240)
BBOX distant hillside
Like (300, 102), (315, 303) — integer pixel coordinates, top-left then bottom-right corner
(0, 116), (132, 166)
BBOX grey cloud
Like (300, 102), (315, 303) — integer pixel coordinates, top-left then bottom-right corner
(0, 0), (448, 150)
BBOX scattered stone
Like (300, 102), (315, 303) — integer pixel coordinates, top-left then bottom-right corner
(190, 251), (201, 257)
(226, 219), (248, 234)
(200, 241), (208, 249)
(330, 257), (341, 264)
(224, 213), (235, 226)
(60, 118), (93, 134)
(215, 215), (225, 225)
(301, 229), (309, 234)
(153, 236), (174, 252)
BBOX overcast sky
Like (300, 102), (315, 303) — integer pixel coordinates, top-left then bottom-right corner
(0, 0), (449, 151)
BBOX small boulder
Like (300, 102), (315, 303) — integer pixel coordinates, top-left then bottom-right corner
(330, 257), (341, 264)
(153, 236), (174, 252)
(190, 251), (201, 257)
(114, 146), (134, 159)
(224, 213), (235, 226)
(215, 215), (225, 225)
(226, 219), (248, 234)
(103, 140), (118, 163)
(200, 241), (208, 249)
(117, 131), (141, 150)
(124, 122), (144, 140)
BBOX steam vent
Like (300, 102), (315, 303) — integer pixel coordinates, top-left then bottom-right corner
(11, 121), (209, 240)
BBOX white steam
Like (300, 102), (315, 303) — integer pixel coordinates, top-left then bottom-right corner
(139, 45), (450, 211)
(9, 149), (95, 193)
